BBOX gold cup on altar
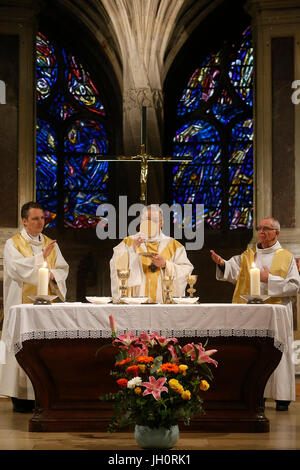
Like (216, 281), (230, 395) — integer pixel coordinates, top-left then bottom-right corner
(186, 274), (197, 298)
(162, 275), (174, 304)
(117, 269), (130, 299)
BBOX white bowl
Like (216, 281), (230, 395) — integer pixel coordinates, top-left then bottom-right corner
(86, 297), (112, 304)
(122, 297), (148, 304)
(173, 297), (199, 304)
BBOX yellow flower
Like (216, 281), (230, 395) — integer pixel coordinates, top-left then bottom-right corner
(200, 380), (210, 391)
(175, 384), (184, 394)
(168, 379), (179, 389)
(134, 387), (142, 395)
(169, 378), (184, 394)
(138, 364), (146, 373)
(181, 390), (191, 400)
(179, 364), (188, 375)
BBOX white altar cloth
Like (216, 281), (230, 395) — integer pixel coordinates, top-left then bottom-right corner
(0, 302), (292, 357)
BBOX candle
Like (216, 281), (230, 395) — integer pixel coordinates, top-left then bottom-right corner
(250, 263), (260, 296)
(38, 262), (49, 296)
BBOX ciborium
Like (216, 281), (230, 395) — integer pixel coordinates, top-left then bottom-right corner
(117, 269), (130, 299)
(186, 274), (197, 298)
(163, 275), (174, 304)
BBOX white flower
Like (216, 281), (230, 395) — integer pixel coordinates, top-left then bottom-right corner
(127, 377), (142, 389)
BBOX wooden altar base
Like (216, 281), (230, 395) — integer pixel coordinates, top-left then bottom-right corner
(16, 335), (282, 433)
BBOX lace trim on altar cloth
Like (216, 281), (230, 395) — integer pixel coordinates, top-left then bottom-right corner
(13, 328), (285, 355)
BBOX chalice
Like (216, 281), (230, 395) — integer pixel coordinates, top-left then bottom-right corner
(117, 269), (130, 299)
(186, 274), (197, 298)
(163, 275), (174, 304)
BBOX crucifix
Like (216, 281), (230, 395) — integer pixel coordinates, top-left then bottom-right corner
(96, 106), (192, 205)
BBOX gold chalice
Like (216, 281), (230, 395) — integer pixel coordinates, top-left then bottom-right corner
(163, 275), (174, 304)
(186, 274), (197, 298)
(117, 269), (130, 299)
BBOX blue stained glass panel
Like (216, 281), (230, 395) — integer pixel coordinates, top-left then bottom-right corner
(173, 143), (222, 165)
(231, 119), (253, 141)
(36, 33), (57, 102)
(63, 49), (105, 116)
(64, 120), (108, 154)
(36, 32), (110, 229)
(49, 91), (76, 121)
(64, 157), (108, 192)
(174, 120), (220, 143)
(36, 190), (57, 228)
(173, 26), (253, 230)
(36, 119), (57, 191)
(229, 27), (253, 107)
(211, 90), (244, 125)
(64, 191), (108, 228)
(177, 53), (221, 115)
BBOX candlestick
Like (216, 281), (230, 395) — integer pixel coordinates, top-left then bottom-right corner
(38, 262), (49, 296)
(250, 263), (260, 296)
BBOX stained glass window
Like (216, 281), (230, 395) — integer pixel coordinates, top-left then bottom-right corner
(36, 32), (109, 228)
(173, 26), (253, 230)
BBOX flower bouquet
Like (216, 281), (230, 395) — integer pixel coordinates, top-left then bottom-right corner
(99, 315), (218, 439)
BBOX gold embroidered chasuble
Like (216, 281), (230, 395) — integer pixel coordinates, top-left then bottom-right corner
(12, 233), (57, 303)
(232, 246), (293, 304)
(123, 236), (183, 302)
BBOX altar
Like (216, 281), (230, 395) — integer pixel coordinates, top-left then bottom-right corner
(1, 302), (292, 433)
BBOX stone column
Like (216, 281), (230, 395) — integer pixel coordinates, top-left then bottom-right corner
(101, 0), (187, 204)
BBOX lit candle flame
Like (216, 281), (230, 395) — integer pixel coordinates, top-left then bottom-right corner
(43, 261), (48, 268)
(252, 262), (256, 268)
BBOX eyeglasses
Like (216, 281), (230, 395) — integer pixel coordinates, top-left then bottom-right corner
(256, 226), (277, 232)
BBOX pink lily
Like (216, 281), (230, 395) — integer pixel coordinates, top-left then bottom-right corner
(182, 343), (218, 367)
(141, 376), (169, 401)
(155, 336), (178, 347)
(197, 348), (218, 367)
(167, 345), (180, 363)
(113, 331), (138, 347)
(138, 332), (159, 347)
(128, 344), (149, 360)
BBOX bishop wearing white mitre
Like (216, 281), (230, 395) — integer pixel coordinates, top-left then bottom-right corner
(0, 202), (69, 411)
(110, 205), (193, 303)
(211, 217), (300, 411)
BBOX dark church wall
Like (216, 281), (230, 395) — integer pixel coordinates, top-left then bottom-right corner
(0, 34), (19, 227)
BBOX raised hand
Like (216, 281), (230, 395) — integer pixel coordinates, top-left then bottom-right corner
(43, 240), (56, 260)
(210, 250), (225, 267)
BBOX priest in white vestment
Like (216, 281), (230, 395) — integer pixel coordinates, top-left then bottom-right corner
(210, 217), (300, 411)
(110, 205), (193, 303)
(0, 201), (69, 412)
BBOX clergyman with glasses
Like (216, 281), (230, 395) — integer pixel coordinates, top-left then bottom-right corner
(210, 217), (300, 412)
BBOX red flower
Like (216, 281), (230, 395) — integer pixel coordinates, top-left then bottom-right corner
(126, 365), (139, 376)
(137, 356), (154, 364)
(160, 362), (179, 373)
(116, 378), (128, 387)
(115, 358), (132, 367)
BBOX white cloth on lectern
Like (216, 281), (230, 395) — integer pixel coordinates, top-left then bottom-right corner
(216, 241), (300, 401)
